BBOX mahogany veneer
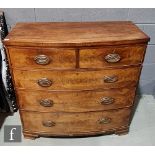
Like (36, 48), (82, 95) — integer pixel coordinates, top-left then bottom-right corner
(3, 21), (150, 139)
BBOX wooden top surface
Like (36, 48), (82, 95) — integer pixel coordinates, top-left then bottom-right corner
(4, 21), (150, 47)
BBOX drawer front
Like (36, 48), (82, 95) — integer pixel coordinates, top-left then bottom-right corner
(21, 108), (131, 135)
(17, 88), (136, 112)
(8, 47), (76, 69)
(13, 67), (141, 90)
(80, 45), (146, 68)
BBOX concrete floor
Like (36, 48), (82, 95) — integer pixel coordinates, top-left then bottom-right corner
(0, 95), (155, 146)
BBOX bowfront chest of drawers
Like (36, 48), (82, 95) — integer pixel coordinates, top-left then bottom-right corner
(4, 22), (150, 139)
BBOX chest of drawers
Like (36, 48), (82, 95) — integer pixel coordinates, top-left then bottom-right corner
(3, 22), (150, 139)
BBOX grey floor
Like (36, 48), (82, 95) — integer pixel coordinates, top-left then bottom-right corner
(0, 95), (155, 146)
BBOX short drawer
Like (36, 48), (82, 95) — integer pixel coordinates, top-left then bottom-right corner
(17, 88), (136, 112)
(21, 108), (131, 135)
(80, 45), (146, 68)
(8, 47), (76, 69)
(13, 66), (141, 90)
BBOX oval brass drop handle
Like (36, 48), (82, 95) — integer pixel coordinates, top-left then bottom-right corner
(34, 55), (51, 65)
(39, 99), (54, 107)
(37, 78), (53, 87)
(42, 120), (56, 127)
(104, 53), (121, 63)
(103, 75), (118, 83)
(98, 117), (111, 124)
(100, 97), (115, 105)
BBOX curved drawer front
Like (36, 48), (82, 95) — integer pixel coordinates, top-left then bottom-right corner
(21, 108), (131, 135)
(17, 88), (136, 112)
(80, 45), (146, 68)
(13, 66), (141, 90)
(8, 47), (76, 69)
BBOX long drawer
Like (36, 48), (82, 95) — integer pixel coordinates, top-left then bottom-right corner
(80, 45), (146, 68)
(17, 88), (136, 112)
(8, 47), (76, 69)
(13, 66), (141, 90)
(21, 108), (131, 135)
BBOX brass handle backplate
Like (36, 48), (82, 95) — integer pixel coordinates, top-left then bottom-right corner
(100, 97), (115, 105)
(98, 117), (111, 124)
(104, 75), (118, 83)
(39, 99), (54, 107)
(34, 55), (51, 65)
(42, 120), (56, 127)
(37, 78), (52, 87)
(105, 53), (121, 63)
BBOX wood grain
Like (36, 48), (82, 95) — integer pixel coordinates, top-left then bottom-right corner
(21, 108), (131, 135)
(13, 66), (141, 90)
(8, 47), (76, 69)
(4, 22), (149, 138)
(80, 45), (147, 68)
(17, 87), (136, 112)
(3, 22), (150, 47)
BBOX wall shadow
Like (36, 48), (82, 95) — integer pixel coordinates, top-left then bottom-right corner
(130, 81), (155, 123)
(138, 80), (155, 98)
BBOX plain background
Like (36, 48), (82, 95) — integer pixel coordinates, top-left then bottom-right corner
(0, 8), (155, 95)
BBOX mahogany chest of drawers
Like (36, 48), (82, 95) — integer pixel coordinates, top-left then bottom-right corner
(3, 22), (150, 139)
